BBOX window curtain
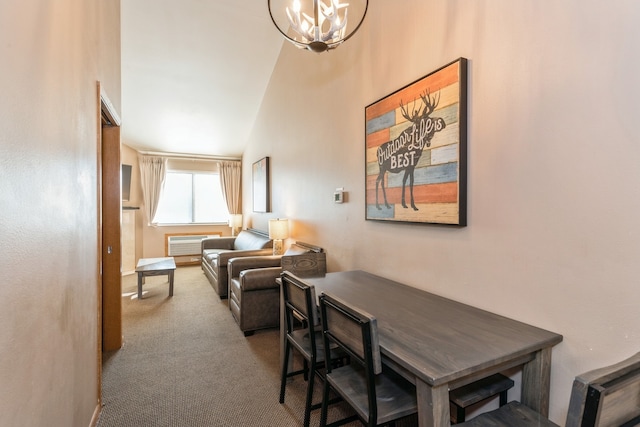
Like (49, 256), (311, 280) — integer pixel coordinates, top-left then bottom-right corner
(219, 160), (241, 215)
(138, 155), (167, 225)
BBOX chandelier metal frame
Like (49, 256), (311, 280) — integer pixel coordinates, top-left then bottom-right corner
(268, 0), (369, 53)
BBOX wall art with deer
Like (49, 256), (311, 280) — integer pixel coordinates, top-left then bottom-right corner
(365, 58), (467, 226)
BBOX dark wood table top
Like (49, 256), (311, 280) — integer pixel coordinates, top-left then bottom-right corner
(305, 270), (563, 387)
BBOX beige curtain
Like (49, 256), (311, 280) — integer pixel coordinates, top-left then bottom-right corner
(219, 160), (241, 215)
(138, 155), (167, 225)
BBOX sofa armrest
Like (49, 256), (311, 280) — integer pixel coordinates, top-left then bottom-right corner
(216, 248), (275, 266)
(228, 255), (282, 278)
(202, 237), (235, 251)
(239, 267), (282, 292)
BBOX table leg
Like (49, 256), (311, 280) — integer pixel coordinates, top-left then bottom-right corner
(522, 347), (552, 416)
(137, 272), (143, 299)
(279, 285), (284, 369)
(416, 380), (450, 427)
(169, 270), (174, 296)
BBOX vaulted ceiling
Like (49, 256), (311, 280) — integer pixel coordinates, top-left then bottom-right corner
(121, 0), (284, 158)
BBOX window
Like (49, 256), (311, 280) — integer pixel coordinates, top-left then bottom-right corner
(153, 171), (229, 224)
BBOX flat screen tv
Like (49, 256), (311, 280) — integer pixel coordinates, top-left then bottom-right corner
(122, 164), (132, 202)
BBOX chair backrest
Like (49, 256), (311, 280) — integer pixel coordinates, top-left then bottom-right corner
(320, 292), (381, 375)
(281, 271), (319, 329)
(566, 352), (640, 427)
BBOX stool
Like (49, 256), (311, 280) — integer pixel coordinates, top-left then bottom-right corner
(449, 373), (515, 424)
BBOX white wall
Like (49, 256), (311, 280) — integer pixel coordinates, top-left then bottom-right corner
(0, 1), (120, 425)
(243, 0), (640, 423)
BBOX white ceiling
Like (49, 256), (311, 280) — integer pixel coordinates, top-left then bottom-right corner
(121, 0), (284, 158)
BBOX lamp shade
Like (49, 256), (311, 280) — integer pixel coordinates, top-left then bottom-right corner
(268, 0), (368, 53)
(268, 218), (289, 240)
(230, 214), (243, 228)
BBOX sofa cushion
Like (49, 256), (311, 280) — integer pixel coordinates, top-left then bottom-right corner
(233, 230), (272, 250)
(203, 248), (232, 262)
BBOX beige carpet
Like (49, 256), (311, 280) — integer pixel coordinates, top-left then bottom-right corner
(97, 265), (388, 426)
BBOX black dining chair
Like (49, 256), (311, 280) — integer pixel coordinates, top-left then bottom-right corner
(317, 290), (515, 426)
(279, 272), (343, 427)
(319, 292), (417, 427)
(457, 351), (640, 426)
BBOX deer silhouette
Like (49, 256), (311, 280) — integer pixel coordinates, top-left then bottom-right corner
(375, 90), (446, 211)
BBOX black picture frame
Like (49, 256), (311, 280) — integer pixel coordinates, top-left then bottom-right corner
(365, 58), (467, 226)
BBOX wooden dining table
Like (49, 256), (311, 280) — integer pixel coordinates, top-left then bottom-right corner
(299, 270), (563, 427)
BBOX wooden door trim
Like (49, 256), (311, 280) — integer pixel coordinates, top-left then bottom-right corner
(96, 84), (123, 412)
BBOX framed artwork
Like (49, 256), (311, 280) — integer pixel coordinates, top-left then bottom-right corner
(252, 157), (270, 212)
(365, 58), (468, 226)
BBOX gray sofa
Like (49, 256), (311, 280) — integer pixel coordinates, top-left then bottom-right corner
(201, 229), (273, 299)
(227, 242), (326, 336)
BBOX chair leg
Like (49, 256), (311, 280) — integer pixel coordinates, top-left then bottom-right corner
(303, 359), (316, 427)
(320, 378), (331, 427)
(279, 342), (291, 403)
(303, 358), (309, 381)
(499, 390), (508, 406)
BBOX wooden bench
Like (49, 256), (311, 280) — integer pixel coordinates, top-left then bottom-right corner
(457, 351), (640, 426)
(449, 373), (514, 423)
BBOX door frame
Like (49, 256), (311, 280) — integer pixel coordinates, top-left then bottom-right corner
(96, 83), (122, 407)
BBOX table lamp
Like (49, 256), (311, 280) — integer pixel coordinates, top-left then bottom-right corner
(268, 218), (289, 255)
(229, 214), (243, 236)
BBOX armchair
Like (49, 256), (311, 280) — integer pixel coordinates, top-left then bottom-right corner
(227, 242), (326, 336)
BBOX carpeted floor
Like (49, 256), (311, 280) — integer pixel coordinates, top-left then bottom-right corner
(97, 265), (373, 427)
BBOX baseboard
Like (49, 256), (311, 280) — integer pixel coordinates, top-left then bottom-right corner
(176, 260), (201, 266)
(172, 255), (202, 266)
(89, 403), (101, 427)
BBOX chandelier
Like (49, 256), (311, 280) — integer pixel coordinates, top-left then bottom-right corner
(268, 0), (369, 53)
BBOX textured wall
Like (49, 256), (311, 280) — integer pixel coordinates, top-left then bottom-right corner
(0, 0), (120, 425)
(243, 0), (640, 423)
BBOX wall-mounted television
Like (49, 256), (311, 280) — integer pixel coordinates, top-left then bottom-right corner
(122, 164), (132, 202)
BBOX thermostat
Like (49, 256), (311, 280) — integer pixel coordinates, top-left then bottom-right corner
(334, 188), (344, 203)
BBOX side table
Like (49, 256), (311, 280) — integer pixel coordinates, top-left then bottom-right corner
(135, 257), (176, 299)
